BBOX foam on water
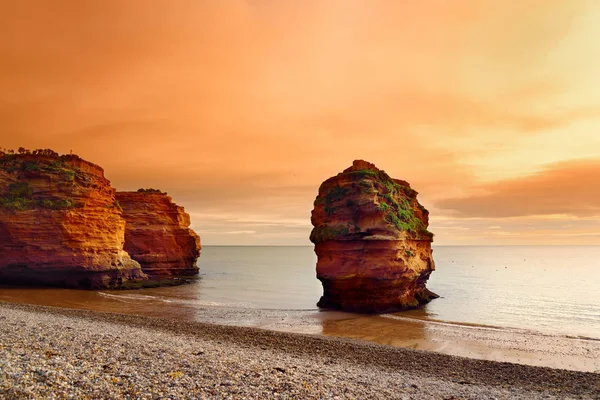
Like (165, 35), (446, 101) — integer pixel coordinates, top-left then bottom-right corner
(98, 292), (257, 309)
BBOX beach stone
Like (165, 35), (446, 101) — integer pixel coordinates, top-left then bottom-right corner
(310, 160), (438, 313)
(4, 302), (595, 400)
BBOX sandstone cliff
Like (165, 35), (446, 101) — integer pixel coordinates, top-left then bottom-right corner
(0, 150), (147, 288)
(310, 160), (437, 313)
(116, 190), (201, 276)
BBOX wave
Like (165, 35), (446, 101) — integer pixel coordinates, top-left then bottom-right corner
(98, 292), (257, 309)
(98, 293), (158, 301)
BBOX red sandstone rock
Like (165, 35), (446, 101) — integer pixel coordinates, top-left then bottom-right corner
(0, 151), (147, 288)
(116, 191), (201, 276)
(310, 160), (437, 313)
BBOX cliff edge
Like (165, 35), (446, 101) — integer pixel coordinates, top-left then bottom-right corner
(116, 190), (201, 277)
(0, 150), (147, 288)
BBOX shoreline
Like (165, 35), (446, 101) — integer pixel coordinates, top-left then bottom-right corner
(1, 301), (599, 399)
(1, 289), (599, 373)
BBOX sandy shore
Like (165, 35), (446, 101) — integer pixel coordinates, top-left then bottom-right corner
(1, 302), (598, 399)
(2, 287), (599, 373)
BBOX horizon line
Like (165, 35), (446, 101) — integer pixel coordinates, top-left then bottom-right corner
(201, 244), (600, 247)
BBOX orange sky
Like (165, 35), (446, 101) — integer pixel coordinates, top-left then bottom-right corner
(1, 0), (600, 245)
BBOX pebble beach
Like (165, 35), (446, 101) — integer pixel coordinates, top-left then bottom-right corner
(1, 302), (598, 399)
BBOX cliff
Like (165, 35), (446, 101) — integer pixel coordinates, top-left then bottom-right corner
(0, 150), (147, 288)
(310, 160), (437, 313)
(116, 190), (201, 276)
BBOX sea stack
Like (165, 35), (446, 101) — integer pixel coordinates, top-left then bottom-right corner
(310, 160), (437, 313)
(116, 190), (201, 277)
(0, 150), (147, 288)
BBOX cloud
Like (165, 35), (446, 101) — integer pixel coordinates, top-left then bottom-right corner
(1, 0), (599, 245)
(435, 159), (600, 218)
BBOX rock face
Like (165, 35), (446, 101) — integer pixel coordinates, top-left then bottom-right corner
(0, 151), (147, 288)
(116, 190), (201, 276)
(310, 160), (437, 313)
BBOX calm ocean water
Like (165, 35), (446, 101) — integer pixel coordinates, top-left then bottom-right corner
(1, 246), (599, 339)
(195, 245), (600, 339)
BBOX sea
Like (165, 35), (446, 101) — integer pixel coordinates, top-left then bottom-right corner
(1, 246), (599, 340)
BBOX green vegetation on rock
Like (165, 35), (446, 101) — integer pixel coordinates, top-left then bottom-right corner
(0, 182), (34, 211)
(380, 194), (431, 237)
(325, 186), (349, 204)
(312, 166), (434, 239)
(136, 188), (166, 194)
(377, 202), (389, 211)
(0, 150), (81, 184)
(8, 182), (32, 198)
(0, 149), (89, 212)
(349, 167), (433, 238)
(61, 170), (75, 181)
(357, 180), (372, 191)
(310, 224), (350, 243)
(43, 199), (78, 210)
(322, 185), (349, 216)
(346, 169), (378, 179)
(347, 168), (432, 238)
(21, 162), (42, 172)
(0, 182), (80, 211)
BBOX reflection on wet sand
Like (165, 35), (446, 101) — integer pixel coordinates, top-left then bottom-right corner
(320, 312), (600, 372)
(322, 314), (428, 348)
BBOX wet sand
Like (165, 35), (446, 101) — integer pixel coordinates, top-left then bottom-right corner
(1, 302), (599, 399)
(317, 314), (600, 373)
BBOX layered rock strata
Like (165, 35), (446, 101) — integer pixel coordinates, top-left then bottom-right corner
(310, 160), (437, 313)
(116, 190), (201, 276)
(0, 151), (147, 288)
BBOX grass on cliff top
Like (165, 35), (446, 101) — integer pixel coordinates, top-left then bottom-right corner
(0, 149), (81, 181)
(347, 168), (417, 198)
(136, 188), (166, 195)
(0, 148), (81, 159)
(349, 168), (432, 238)
(314, 167), (433, 240)
(0, 150), (84, 212)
